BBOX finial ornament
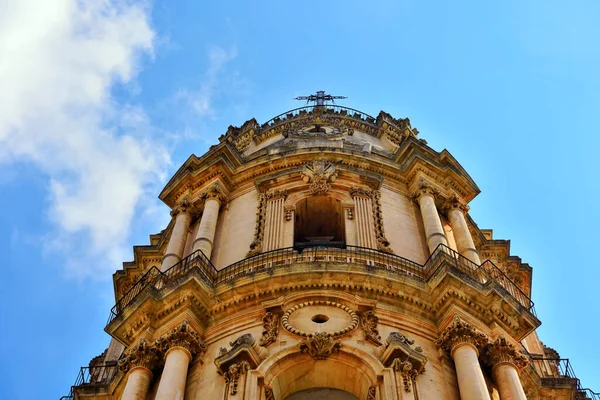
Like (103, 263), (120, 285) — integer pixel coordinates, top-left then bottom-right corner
(484, 336), (529, 370)
(294, 90), (347, 106)
(436, 317), (489, 356)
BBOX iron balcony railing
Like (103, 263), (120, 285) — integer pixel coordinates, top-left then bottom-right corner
(526, 355), (599, 399)
(107, 243), (536, 325)
(261, 105), (377, 130)
(60, 362), (119, 399)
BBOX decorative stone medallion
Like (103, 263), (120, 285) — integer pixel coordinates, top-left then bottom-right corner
(281, 301), (359, 337)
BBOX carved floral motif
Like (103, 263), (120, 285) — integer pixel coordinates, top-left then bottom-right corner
(299, 333), (341, 360)
(484, 336), (529, 370)
(444, 193), (469, 214)
(411, 179), (439, 201)
(118, 339), (161, 372)
(436, 317), (489, 356)
(224, 361), (251, 395)
(155, 320), (206, 358)
(360, 311), (382, 346)
(301, 159), (338, 195)
(366, 385), (377, 400)
(259, 312), (279, 347)
(391, 359), (421, 393)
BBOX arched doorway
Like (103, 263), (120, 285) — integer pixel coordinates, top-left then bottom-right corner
(286, 388), (358, 400)
(294, 197), (345, 249)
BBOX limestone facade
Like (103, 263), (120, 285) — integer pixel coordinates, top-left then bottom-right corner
(63, 104), (595, 400)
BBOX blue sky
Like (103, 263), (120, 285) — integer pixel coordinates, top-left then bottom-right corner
(1, 1), (599, 398)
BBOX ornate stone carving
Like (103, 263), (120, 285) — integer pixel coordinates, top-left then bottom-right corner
(248, 191), (288, 256)
(281, 301), (359, 337)
(299, 333), (341, 360)
(346, 207), (354, 220)
(444, 193), (469, 214)
(380, 332), (427, 389)
(202, 182), (229, 205)
(301, 159), (337, 195)
(118, 339), (161, 372)
(284, 206), (294, 221)
(224, 361), (251, 395)
(215, 334), (267, 381)
(264, 386), (275, 400)
(484, 336), (529, 370)
(360, 311), (382, 346)
(366, 385), (377, 400)
(350, 188), (393, 253)
(170, 197), (192, 217)
(411, 179), (439, 201)
(259, 312), (279, 347)
(436, 317), (489, 356)
(155, 320), (206, 358)
(350, 187), (373, 198)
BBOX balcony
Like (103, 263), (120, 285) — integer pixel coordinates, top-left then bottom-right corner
(59, 362), (119, 399)
(107, 244), (536, 326)
(528, 356), (599, 399)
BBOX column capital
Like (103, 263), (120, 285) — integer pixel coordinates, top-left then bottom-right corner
(155, 321), (206, 360)
(443, 193), (470, 214)
(436, 317), (489, 357)
(170, 197), (192, 217)
(118, 339), (161, 374)
(350, 186), (374, 198)
(485, 336), (529, 371)
(265, 189), (288, 201)
(411, 179), (439, 202)
(203, 183), (229, 206)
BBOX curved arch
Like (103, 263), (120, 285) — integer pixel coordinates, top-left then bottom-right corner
(256, 345), (385, 400)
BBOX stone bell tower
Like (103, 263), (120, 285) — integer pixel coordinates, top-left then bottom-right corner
(62, 93), (597, 400)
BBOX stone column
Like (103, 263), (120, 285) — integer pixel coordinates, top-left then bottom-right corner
(155, 321), (206, 400)
(437, 317), (491, 400)
(412, 181), (448, 254)
(118, 339), (161, 400)
(350, 188), (377, 249)
(445, 194), (481, 264)
(486, 337), (529, 400)
(161, 200), (192, 271)
(192, 192), (222, 259)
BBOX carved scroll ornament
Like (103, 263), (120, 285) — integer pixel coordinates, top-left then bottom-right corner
(259, 312), (279, 347)
(436, 317), (489, 356)
(299, 333), (341, 360)
(155, 320), (206, 358)
(301, 159), (337, 195)
(360, 310), (382, 346)
(118, 339), (161, 373)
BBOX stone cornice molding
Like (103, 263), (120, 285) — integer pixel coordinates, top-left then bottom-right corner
(436, 317), (490, 357)
(443, 193), (470, 214)
(485, 336), (529, 371)
(155, 321), (206, 360)
(118, 339), (161, 373)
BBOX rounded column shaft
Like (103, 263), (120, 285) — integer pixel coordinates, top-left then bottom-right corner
(161, 211), (191, 271)
(192, 197), (221, 259)
(417, 194), (448, 254)
(447, 207), (481, 264)
(493, 363), (527, 400)
(155, 347), (191, 400)
(121, 367), (152, 400)
(452, 344), (491, 400)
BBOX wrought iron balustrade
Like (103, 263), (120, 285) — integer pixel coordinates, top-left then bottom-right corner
(107, 243), (536, 325)
(527, 356), (599, 399)
(261, 105), (377, 130)
(59, 363), (119, 399)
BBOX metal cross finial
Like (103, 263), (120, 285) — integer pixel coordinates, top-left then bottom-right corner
(294, 90), (347, 106)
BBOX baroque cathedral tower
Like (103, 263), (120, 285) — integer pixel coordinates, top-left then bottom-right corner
(62, 93), (597, 400)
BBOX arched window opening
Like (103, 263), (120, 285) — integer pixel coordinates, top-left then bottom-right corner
(294, 197), (345, 250)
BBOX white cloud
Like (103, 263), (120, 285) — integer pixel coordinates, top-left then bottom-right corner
(0, 0), (168, 279)
(175, 45), (238, 117)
